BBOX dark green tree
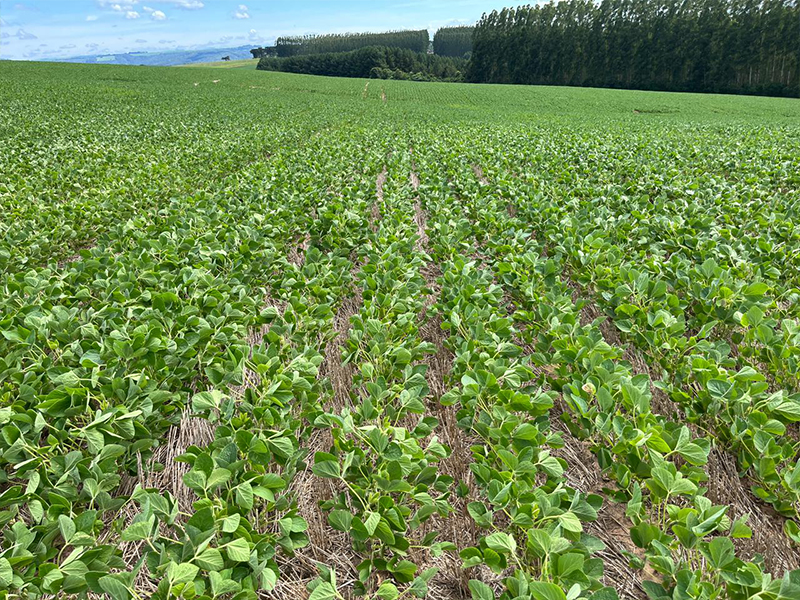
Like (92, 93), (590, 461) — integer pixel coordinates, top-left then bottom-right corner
(275, 30), (429, 57)
(467, 0), (799, 97)
(433, 26), (474, 57)
(257, 46), (466, 82)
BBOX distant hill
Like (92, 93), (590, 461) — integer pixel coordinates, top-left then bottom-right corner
(52, 45), (255, 67)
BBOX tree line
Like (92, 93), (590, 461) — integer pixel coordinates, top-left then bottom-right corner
(432, 26), (474, 58)
(250, 47), (278, 59)
(468, 0), (799, 97)
(257, 46), (466, 82)
(275, 30), (429, 57)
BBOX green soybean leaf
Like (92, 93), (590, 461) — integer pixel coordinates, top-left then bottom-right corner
(58, 514), (76, 543)
(485, 531), (516, 554)
(207, 468), (232, 490)
(309, 581), (337, 600)
(364, 511), (380, 536)
(121, 518), (153, 542)
(558, 511), (583, 533)
(312, 460), (341, 479)
(469, 579), (494, 600)
(99, 575), (130, 600)
(226, 537), (251, 562)
(376, 582), (400, 600)
(168, 562), (199, 585)
(530, 581), (568, 600)
(195, 547), (224, 571)
(329, 509), (353, 532)
(0, 558), (11, 587)
(222, 513), (241, 533)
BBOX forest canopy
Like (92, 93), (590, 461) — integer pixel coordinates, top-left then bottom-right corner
(275, 30), (430, 57)
(252, 1), (799, 98)
(432, 26), (474, 58)
(257, 46), (466, 82)
(467, 0), (799, 97)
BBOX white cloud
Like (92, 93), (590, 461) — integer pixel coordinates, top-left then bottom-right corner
(126, 11), (140, 19)
(234, 10), (249, 19)
(135, 38), (147, 43)
(0, 32), (9, 39)
(101, 0), (201, 12)
(86, 15), (99, 21)
(162, 0), (203, 9)
(16, 29), (37, 40)
(97, 0), (138, 8)
(140, 5), (166, 20)
(97, 1), (144, 14)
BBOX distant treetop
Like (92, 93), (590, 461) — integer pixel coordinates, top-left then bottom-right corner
(468, 0), (799, 97)
(275, 30), (429, 57)
(433, 26), (474, 58)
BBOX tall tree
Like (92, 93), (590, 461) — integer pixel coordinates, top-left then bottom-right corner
(468, 0), (799, 97)
(275, 30), (429, 57)
(433, 26), (474, 57)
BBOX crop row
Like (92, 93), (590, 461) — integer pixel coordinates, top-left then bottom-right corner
(0, 128), (379, 596)
(457, 127), (800, 542)
(2, 65), (800, 600)
(412, 136), (800, 599)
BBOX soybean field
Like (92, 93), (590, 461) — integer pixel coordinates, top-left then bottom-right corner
(1, 60), (800, 600)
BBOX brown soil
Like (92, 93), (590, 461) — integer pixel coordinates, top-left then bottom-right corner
(472, 164), (489, 185)
(705, 447), (800, 574)
(411, 169), (428, 253)
(264, 261), (364, 598)
(287, 233), (311, 268)
(370, 166), (387, 232)
(56, 240), (97, 268)
(229, 293), (287, 401)
(114, 412), (216, 593)
(550, 399), (649, 599)
(319, 292), (362, 409)
(410, 181), (502, 597)
(575, 289), (800, 576)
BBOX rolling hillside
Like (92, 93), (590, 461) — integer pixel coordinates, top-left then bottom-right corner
(1, 60), (799, 600)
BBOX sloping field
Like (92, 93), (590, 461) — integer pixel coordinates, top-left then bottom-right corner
(1, 61), (799, 600)
(180, 59), (259, 69)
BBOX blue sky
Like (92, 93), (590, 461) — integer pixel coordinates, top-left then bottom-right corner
(0, 1), (511, 60)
